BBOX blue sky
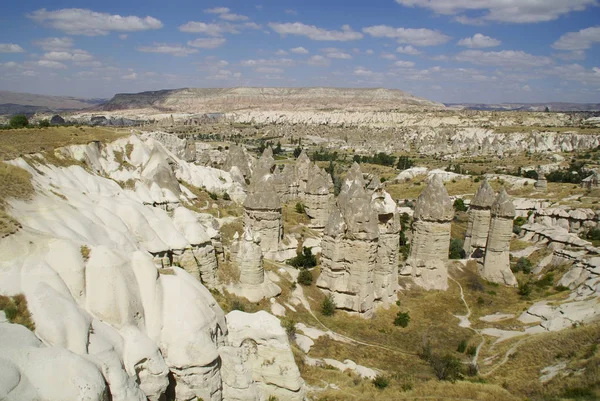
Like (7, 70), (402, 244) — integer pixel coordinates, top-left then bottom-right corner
(0, 0), (599, 103)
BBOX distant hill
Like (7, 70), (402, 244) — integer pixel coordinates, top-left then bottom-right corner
(446, 102), (600, 112)
(0, 91), (105, 115)
(99, 87), (445, 112)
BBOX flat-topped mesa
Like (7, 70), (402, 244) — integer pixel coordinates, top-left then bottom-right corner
(402, 174), (453, 290)
(224, 144), (253, 179)
(317, 165), (379, 318)
(243, 175), (284, 259)
(480, 188), (517, 286)
(463, 179), (495, 258)
(304, 165), (334, 229)
(371, 187), (401, 305)
(295, 150), (312, 196)
(534, 169), (548, 192)
(229, 227), (281, 302)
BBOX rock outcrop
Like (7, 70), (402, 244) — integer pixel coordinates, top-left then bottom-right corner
(402, 175), (453, 290)
(243, 175), (284, 260)
(146, 131), (196, 162)
(229, 228), (281, 302)
(480, 188), (517, 286)
(317, 164), (379, 317)
(295, 150), (312, 196)
(371, 187), (400, 305)
(463, 180), (495, 258)
(534, 170), (548, 192)
(272, 164), (298, 203)
(224, 144), (253, 179)
(303, 165), (334, 229)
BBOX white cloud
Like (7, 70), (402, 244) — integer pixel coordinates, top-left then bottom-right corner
(75, 60), (102, 67)
(240, 58), (295, 67)
(255, 67), (284, 74)
(269, 22), (363, 41)
(321, 48), (352, 59)
(553, 27), (600, 51)
(553, 51), (586, 61)
(457, 33), (501, 48)
(394, 60), (415, 67)
(43, 49), (93, 62)
(456, 50), (553, 67)
(521, 85), (532, 92)
(394, 0), (597, 23)
(220, 13), (249, 21)
(187, 38), (226, 49)
(22, 70), (38, 77)
(290, 46), (309, 54)
(122, 72), (137, 80)
(28, 8), (163, 36)
(137, 43), (198, 56)
(119, 34), (128, 40)
(307, 55), (331, 66)
(380, 53), (397, 60)
(285, 9), (298, 15)
(275, 49), (289, 56)
(33, 37), (73, 51)
(37, 60), (67, 69)
(204, 7), (230, 14)
(179, 21), (259, 36)
(396, 45), (421, 54)
(0, 62), (19, 68)
(366, 49), (374, 55)
(0, 43), (25, 53)
(363, 25), (450, 46)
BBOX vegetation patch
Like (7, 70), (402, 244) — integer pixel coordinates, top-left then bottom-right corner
(0, 294), (35, 331)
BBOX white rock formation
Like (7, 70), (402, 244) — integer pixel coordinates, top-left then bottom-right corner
(229, 228), (281, 302)
(223, 311), (306, 401)
(145, 131), (196, 162)
(304, 165), (334, 229)
(371, 187), (400, 305)
(463, 179), (495, 258)
(402, 175), (453, 290)
(480, 188), (518, 286)
(317, 163), (379, 317)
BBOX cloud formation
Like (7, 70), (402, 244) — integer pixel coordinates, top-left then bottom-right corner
(269, 22), (363, 41)
(457, 34), (501, 48)
(363, 25), (450, 46)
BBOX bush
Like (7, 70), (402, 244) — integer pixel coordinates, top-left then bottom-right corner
(297, 269), (313, 286)
(430, 354), (462, 382)
(281, 318), (296, 339)
(453, 198), (468, 212)
(517, 280), (532, 297)
(38, 119), (50, 128)
(394, 311), (410, 327)
(457, 339), (467, 353)
(449, 238), (465, 259)
(586, 227), (600, 241)
(372, 375), (389, 389)
(287, 247), (317, 269)
(466, 345), (477, 357)
(9, 114), (28, 128)
(295, 202), (306, 214)
(513, 216), (527, 235)
(293, 147), (302, 158)
(222, 192), (231, 201)
(208, 192), (218, 200)
(231, 300), (246, 312)
(512, 257), (533, 274)
(535, 272), (555, 288)
(321, 294), (336, 316)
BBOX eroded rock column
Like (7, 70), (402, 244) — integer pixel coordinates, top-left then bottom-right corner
(304, 165), (334, 229)
(463, 179), (495, 258)
(402, 175), (453, 290)
(480, 188), (517, 286)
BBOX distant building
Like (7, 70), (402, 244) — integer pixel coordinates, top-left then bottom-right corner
(581, 171), (600, 189)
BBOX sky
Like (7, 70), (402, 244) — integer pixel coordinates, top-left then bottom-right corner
(0, 0), (599, 103)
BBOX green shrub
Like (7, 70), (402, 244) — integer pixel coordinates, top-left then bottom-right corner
(457, 339), (467, 353)
(535, 272), (555, 288)
(321, 294), (336, 316)
(466, 345), (477, 357)
(586, 227), (600, 241)
(281, 318), (296, 339)
(231, 300), (246, 312)
(512, 257), (533, 274)
(449, 238), (465, 259)
(295, 202), (306, 214)
(287, 247), (317, 269)
(372, 375), (389, 389)
(38, 119), (50, 128)
(394, 311), (410, 327)
(453, 198), (467, 212)
(208, 192), (218, 200)
(297, 269), (313, 286)
(518, 280), (532, 297)
(430, 354), (462, 382)
(222, 192), (231, 201)
(9, 115), (28, 128)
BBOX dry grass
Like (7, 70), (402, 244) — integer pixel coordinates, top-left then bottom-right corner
(0, 126), (128, 161)
(0, 294), (35, 331)
(0, 162), (34, 237)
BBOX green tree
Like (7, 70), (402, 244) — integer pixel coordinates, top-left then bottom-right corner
(321, 294), (336, 316)
(394, 311), (410, 327)
(293, 146), (302, 158)
(9, 115), (28, 128)
(38, 119), (50, 128)
(453, 198), (467, 212)
(449, 238), (465, 259)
